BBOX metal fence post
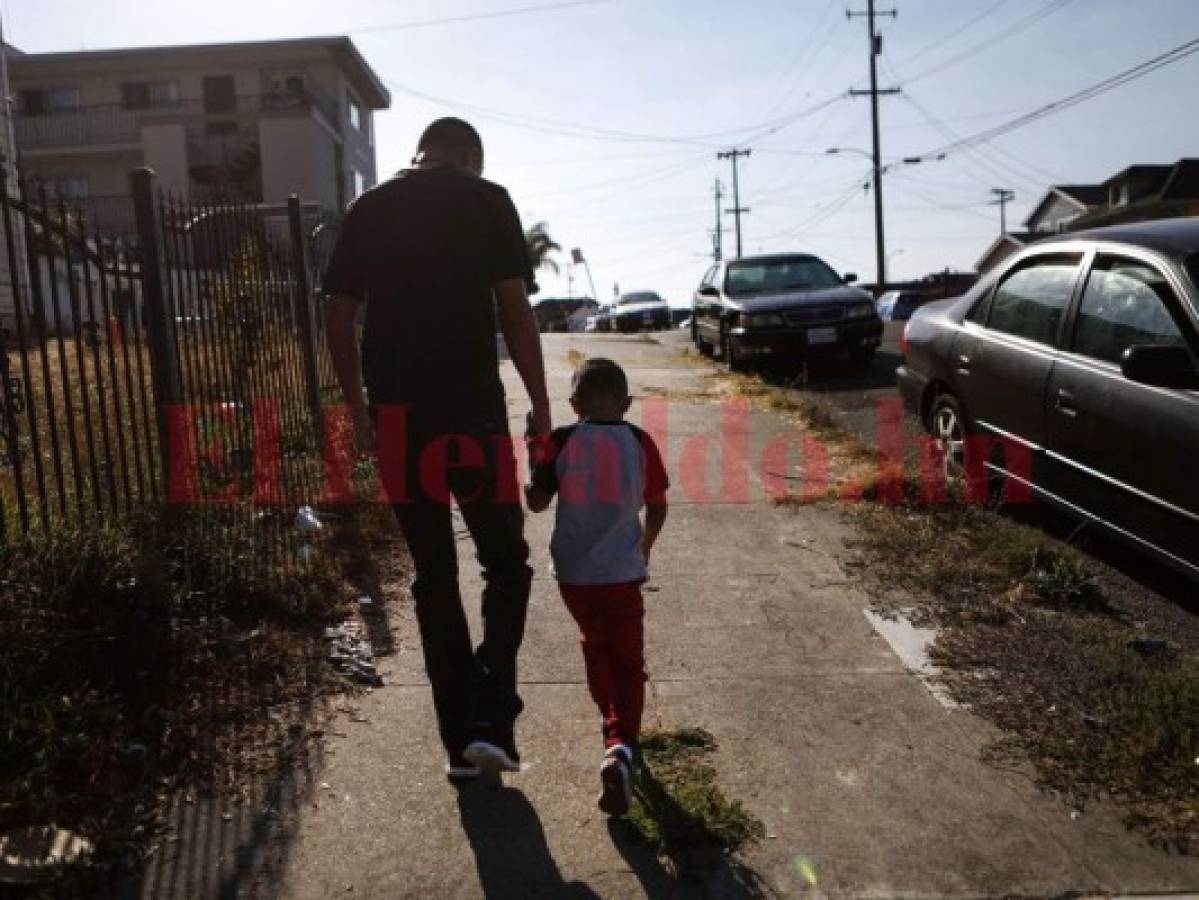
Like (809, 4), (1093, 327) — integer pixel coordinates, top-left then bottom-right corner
(130, 167), (181, 491)
(287, 195), (323, 448)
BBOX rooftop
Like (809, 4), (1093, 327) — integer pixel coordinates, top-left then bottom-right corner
(6, 36), (390, 108)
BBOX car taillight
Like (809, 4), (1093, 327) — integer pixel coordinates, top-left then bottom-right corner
(900, 323), (910, 356)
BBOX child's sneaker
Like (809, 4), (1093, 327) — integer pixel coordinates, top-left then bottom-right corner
(598, 744), (634, 817)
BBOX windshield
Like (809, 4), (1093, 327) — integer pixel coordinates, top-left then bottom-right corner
(724, 257), (843, 296)
(619, 291), (663, 305)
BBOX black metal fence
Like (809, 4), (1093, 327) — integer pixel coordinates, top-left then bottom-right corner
(0, 165), (342, 563)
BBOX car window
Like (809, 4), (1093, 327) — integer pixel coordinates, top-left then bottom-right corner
(724, 256), (842, 296)
(1072, 256), (1188, 365)
(621, 291), (662, 305)
(986, 254), (1080, 345)
(699, 266), (716, 289)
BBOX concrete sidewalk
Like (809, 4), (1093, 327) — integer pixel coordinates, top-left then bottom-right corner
(135, 331), (1199, 898)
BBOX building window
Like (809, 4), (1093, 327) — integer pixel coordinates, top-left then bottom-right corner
(205, 121), (238, 136)
(352, 169), (366, 199)
(19, 86), (81, 115)
(348, 91), (364, 132)
(266, 72), (306, 96)
(120, 80), (180, 110)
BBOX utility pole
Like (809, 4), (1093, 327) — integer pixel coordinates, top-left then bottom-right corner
(717, 148), (751, 258)
(848, 0), (898, 290)
(990, 188), (1015, 235)
(710, 178), (725, 261)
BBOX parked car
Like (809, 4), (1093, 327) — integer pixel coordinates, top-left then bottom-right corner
(585, 305), (613, 332)
(876, 290), (931, 321)
(897, 217), (1199, 580)
(690, 253), (882, 368)
(533, 297), (598, 332)
(608, 291), (672, 332)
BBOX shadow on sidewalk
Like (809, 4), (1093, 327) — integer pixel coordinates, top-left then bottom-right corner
(455, 784), (599, 898)
(604, 768), (776, 899)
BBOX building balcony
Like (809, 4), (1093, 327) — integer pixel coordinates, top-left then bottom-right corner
(14, 87), (342, 153)
(14, 101), (199, 150)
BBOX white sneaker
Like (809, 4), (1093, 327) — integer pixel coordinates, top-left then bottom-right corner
(463, 740), (521, 775)
(598, 745), (634, 817)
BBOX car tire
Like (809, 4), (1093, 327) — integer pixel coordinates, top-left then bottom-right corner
(929, 392), (967, 484)
(720, 322), (745, 372)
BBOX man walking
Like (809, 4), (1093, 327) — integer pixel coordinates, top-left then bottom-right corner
(323, 117), (551, 780)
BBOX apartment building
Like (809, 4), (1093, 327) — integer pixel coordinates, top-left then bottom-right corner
(7, 36), (390, 233)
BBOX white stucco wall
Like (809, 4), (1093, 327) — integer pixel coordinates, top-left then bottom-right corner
(140, 122), (189, 199)
(258, 115), (338, 209)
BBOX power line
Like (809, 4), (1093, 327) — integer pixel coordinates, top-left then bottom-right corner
(900, 92), (1047, 193)
(909, 35), (1199, 161)
(348, 0), (609, 34)
(897, 0), (1076, 85)
(381, 75), (849, 148)
(886, 0), (1012, 71)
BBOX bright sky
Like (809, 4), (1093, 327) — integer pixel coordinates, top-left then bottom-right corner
(6, 0), (1199, 305)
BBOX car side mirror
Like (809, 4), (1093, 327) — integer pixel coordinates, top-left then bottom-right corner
(698, 285), (719, 297)
(843, 272), (858, 284)
(1121, 344), (1199, 390)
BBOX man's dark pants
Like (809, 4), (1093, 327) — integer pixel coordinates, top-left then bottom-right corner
(376, 397), (532, 759)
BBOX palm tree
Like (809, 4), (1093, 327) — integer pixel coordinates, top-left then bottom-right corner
(525, 221), (561, 274)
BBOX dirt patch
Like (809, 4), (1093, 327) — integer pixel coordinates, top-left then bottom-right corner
(0, 493), (404, 895)
(849, 493), (1199, 853)
(712, 365), (1199, 854)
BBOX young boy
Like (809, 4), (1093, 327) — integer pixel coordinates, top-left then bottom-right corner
(525, 357), (669, 817)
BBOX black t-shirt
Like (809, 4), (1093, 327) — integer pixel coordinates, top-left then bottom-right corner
(322, 166), (534, 412)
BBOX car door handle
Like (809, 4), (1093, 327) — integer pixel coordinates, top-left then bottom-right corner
(955, 353), (971, 375)
(1055, 389), (1078, 417)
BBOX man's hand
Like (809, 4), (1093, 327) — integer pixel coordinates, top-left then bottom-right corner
(352, 405), (376, 456)
(527, 405), (552, 438)
(524, 408), (553, 466)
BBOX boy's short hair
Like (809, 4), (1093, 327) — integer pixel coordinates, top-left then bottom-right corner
(571, 357), (628, 406)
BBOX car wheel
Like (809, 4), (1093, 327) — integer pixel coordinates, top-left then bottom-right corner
(849, 346), (876, 367)
(930, 392), (967, 482)
(719, 322), (744, 371)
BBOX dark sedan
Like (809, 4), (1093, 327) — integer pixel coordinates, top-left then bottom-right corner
(897, 217), (1199, 580)
(691, 253), (883, 369)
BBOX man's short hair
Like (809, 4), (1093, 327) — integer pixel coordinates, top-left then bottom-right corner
(416, 117), (483, 155)
(571, 357), (628, 406)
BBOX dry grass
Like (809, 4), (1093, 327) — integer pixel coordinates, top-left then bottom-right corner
(3, 333), (323, 527)
(710, 363), (1199, 854)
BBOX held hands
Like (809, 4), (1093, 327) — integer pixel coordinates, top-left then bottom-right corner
(524, 407), (553, 465)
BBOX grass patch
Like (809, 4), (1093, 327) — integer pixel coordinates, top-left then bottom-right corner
(0, 508), (353, 895)
(849, 495), (1199, 853)
(626, 728), (764, 875)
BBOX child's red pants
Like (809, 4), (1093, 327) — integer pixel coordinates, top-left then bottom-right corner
(558, 580), (646, 749)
